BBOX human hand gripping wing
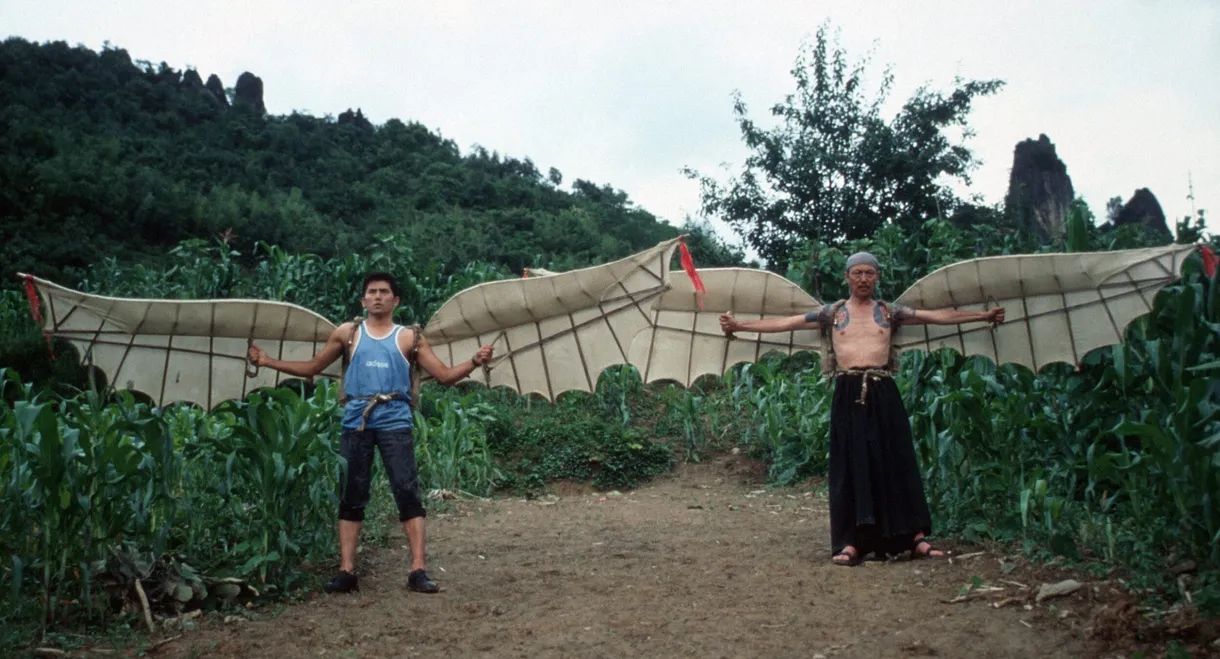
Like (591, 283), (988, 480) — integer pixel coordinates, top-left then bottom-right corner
(17, 274), (340, 409)
(891, 245), (1198, 371)
(418, 238), (684, 400)
(626, 268), (825, 387)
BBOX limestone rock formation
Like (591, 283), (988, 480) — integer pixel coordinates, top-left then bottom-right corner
(181, 69), (203, 89)
(233, 72), (265, 113)
(337, 108), (374, 131)
(1111, 188), (1171, 236)
(204, 74), (229, 106)
(1005, 135), (1074, 242)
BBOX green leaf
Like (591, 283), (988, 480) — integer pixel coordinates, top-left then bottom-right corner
(1020, 488), (1032, 528)
(10, 555), (23, 601)
(238, 554), (267, 576)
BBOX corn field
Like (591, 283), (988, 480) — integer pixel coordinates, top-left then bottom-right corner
(2, 217), (1218, 651)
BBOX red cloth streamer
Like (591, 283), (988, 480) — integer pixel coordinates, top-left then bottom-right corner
(22, 276), (55, 359)
(1201, 245), (1217, 279)
(678, 237), (707, 310)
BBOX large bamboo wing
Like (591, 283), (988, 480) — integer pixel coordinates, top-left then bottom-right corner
(18, 275), (339, 409)
(892, 245), (1196, 370)
(421, 238), (682, 400)
(627, 268), (823, 386)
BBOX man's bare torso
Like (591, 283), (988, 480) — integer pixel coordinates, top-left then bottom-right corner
(828, 299), (897, 369)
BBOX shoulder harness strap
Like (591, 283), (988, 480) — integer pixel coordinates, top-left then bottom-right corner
(337, 317), (363, 403)
(819, 300), (847, 377)
(878, 300), (900, 374)
(341, 317), (363, 370)
(406, 324), (422, 364)
(405, 324), (423, 409)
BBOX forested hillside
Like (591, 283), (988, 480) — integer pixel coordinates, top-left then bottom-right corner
(0, 37), (742, 286)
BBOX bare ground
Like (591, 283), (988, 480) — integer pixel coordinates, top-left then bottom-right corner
(136, 456), (1202, 659)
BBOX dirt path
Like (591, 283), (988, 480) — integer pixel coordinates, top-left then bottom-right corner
(158, 457), (1106, 659)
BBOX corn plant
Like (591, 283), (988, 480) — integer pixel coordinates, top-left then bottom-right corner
(195, 385), (342, 586)
(1, 375), (182, 632)
(723, 357), (833, 484)
(0, 372), (349, 643)
(595, 365), (643, 425)
(413, 388), (502, 497)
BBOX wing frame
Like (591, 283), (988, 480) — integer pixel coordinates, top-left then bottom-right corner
(18, 274), (340, 410)
(890, 245), (1197, 372)
(626, 267), (825, 388)
(418, 238), (683, 400)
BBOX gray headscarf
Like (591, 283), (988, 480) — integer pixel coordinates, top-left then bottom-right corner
(845, 252), (880, 272)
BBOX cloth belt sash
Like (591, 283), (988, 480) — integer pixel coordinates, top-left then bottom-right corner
(836, 367), (892, 405)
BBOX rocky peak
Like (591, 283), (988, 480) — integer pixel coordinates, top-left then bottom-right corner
(204, 74), (228, 106)
(233, 72), (265, 114)
(337, 108), (374, 131)
(1111, 188), (1171, 236)
(1004, 134), (1074, 242)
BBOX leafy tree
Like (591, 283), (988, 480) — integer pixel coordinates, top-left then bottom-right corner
(684, 23), (1003, 268)
(677, 218), (752, 268)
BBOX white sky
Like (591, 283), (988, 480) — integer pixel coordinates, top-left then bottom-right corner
(3, 0), (1217, 252)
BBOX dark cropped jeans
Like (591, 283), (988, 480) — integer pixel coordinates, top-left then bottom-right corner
(338, 427), (426, 522)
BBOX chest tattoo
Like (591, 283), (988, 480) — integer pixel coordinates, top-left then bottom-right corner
(834, 305), (850, 331)
(873, 303), (891, 329)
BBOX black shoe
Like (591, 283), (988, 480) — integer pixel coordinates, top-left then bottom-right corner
(407, 569), (439, 593)
(324, 571), (359, 593)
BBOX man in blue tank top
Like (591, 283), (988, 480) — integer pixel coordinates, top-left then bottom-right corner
(248, 272), (494, 594)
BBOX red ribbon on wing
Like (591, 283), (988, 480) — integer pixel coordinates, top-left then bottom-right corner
(678, 237), (707, 310)
(1201, 245), (1217, 279)
(23, 275), (55, 359)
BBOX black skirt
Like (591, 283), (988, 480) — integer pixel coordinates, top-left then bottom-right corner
(828, 370), (932, 558)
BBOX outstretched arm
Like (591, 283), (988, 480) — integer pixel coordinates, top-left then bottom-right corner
(413, 333), (495, 386)
(720, 310), (823, 335)
(897, 305), (1005, 326)
(247, 323), (351, 378)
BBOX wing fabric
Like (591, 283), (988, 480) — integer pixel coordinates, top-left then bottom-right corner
(627, 268), (823, 386)
(422, 238), (682, 399)
(893, 245), (1196, 371)
(18, 275), (339, 409)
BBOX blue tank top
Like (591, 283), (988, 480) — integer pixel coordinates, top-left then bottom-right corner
(341, 323), (414, 430)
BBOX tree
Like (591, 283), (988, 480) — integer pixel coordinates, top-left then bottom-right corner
(676, 218), (750, 268)
(684, 24), (1004, 268)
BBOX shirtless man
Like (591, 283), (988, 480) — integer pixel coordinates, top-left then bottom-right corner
(719, 252), (1004, 565)
(248, 272), (494, 592)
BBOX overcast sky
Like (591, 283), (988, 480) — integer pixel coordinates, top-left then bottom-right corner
(4, 0), (1216, 251)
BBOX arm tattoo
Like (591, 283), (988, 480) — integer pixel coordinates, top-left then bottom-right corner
(807, 305), (833, 327)
(892, 303), (915, 324)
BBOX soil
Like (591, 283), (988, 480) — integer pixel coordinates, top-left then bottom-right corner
(123, 456), (1203, 659)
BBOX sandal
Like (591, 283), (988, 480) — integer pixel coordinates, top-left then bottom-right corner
(832, 546), (862, 566)
(911, 535), (945, 560)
